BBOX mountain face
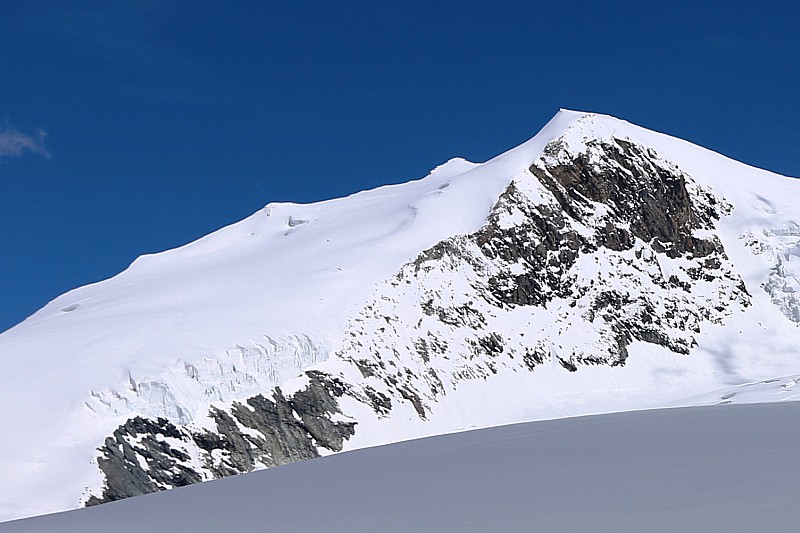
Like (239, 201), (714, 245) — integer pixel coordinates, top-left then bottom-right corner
(2, 110), (800, 521)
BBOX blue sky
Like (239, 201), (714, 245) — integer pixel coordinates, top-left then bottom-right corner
(1, 1), (798, 333)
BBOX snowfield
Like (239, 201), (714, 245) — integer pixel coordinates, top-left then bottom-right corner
(2, 109), (800, 522)
(2, 402), (798, 533)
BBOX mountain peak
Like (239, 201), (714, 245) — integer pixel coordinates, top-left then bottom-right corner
(482, 109), (642, 177)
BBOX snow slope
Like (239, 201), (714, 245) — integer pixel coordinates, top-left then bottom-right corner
(2, 402), (799, 533)
(2, 109), (800, 521)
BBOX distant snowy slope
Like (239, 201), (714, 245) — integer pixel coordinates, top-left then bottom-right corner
(2, 109), (800, 522)
(2, 403), (799, 533)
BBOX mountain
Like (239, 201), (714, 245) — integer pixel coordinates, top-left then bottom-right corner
(2, 109), (800, 522)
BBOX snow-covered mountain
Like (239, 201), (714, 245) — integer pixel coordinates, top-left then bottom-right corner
(2, 109), (800, 522)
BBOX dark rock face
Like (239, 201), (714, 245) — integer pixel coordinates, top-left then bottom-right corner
(479, 183), (582, 307)
(475, 138), (743, 361)
(479, 139), (730, 312)
(87, 134), (750, 508)
(88, 371), (357, 504)
(534, 139), (722, 259)
(85, 417), (202, 506)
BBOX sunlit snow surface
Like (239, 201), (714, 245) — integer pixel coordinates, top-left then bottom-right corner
(2, 109), (800, 521)
(2, 403), (798, 533)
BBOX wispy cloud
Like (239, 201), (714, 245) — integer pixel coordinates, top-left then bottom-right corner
(0, 123), (50, 159)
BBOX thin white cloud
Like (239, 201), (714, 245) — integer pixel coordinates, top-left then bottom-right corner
(0, 124), (50, 159)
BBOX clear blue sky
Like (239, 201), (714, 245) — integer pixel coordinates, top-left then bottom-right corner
(1, 1), (798, 333)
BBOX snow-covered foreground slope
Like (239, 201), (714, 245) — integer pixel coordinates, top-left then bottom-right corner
(2, 402), (799, 533)
(2, 109), (800, 522)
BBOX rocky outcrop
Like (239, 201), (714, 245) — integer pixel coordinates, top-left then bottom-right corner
(87, 371), (360, 504)
(535, 139), (723, 259)
(335, 135), (748, 418)
(85, 417), (202, 505)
